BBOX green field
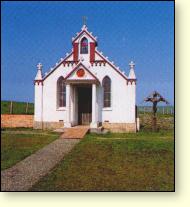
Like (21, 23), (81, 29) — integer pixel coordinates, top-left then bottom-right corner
(1, 128), (58, 170)
(138, 105), (174, 115)
(1, 100), (174, 191)
(139, 113), (174, 130)
(1, 101), (34, 114)
(1, 101), (174, 116)
(31, 130), (174, 191)
(1, 118), (174, 191)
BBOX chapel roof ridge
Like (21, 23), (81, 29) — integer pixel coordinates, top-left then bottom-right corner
(42, 51), (73, 81)
(64, 61), (100, 83)
(95, 48), (128, 80)
(72, 24), (97, 43)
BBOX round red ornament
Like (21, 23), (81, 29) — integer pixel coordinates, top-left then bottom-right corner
(77, 68), (85, 77)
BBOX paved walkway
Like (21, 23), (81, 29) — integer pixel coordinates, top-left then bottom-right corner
(1, 138), (80, 191)
(60, 126), (89, 139)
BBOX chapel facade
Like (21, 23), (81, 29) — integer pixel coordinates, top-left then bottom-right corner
(34, 24), (137, 132)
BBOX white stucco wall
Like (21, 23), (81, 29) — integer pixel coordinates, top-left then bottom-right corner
(35, 62), (136, 124)
(90, 64), (136, 123)
(42, 64), (71, 122)
(34, 84), (43, 122)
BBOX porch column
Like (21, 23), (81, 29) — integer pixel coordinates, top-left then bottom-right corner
(90, 83), (98, 128)
(70, 86), (75, 125)
(65, 84), (71, 128)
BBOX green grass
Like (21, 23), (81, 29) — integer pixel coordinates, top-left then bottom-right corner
(31, 130), (174, 191)
(139, 114), (174, 131)
(1, 101), (34, 114)
(1, 129), (59, 170)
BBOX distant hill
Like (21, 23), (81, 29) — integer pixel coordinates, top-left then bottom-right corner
(1, 101), (34, 114)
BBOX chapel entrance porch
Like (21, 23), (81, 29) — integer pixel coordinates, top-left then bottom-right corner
(64, 82), (98, 128)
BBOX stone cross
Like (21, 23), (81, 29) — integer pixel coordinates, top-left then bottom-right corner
(144, 91), (169, 131)
(129, 61), (135, 69)
(37, 63), (42, 70)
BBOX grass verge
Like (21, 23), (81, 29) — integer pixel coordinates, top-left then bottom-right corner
(1, 129), (59, 170)
(31, 130), (174, 191)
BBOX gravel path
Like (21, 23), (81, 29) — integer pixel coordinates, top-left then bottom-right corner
(1, 138), (80, 191)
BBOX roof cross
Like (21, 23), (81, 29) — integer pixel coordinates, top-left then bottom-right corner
(37, 63), (42, 70)
(82, 16), (87, 25)
(129, 61), (135, 69)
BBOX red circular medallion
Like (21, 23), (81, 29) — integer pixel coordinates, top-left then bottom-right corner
(77, 68), (85, 77)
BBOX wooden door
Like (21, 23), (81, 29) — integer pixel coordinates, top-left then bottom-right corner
(78, 86), (92, 125)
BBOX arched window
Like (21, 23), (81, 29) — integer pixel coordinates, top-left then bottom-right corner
(57, 77), (66, 107)
(102, 76), (111, 107)
(80, 37), (88, 54)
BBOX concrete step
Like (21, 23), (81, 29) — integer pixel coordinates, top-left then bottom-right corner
(53, 128), (64, 133)
(90, 126), (109, 134)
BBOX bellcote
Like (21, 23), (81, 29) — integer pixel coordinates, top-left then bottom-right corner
(72, 24), (98, 62)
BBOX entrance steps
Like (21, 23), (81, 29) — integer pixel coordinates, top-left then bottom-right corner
(59, 126), (89, 139)
(90, 126), (109, 134)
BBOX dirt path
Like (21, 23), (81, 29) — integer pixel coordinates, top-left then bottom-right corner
(1, 138), (80, 191)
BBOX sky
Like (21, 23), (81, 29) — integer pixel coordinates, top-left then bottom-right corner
(1, 1), (174, 105)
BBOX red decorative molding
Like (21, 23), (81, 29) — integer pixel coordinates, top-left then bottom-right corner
(91, 60), (106, 66)
(64, 62), (100, 84)
(65, 79), (99, 84)
(90, 42), (95, 62)
(34, 80), (43, 85)
(127, 79), (137, 85)
(77, 68), (85, 77)
(62, 61), (79, 67)
(73, 43), (79, 62)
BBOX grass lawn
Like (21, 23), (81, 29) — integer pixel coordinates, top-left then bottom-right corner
(1, 128), (59, 170)
(31, 130), (174, 192)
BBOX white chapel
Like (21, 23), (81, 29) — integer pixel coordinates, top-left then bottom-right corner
(34, 23), (137, 132)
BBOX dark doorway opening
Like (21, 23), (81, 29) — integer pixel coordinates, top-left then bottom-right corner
(77, 86), (92, 125)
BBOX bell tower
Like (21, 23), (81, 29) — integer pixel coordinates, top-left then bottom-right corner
(71, 20), (97, 63)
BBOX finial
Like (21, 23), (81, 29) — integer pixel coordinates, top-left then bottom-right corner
(128, 61), (136, 79)
(129, 61), (135, 69)
(37, 63), (42, 70)
(35, 63), (43, 80)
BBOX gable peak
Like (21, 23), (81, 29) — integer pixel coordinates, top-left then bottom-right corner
(72, 24), (97, 44)
(81, 24), (88, 31)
